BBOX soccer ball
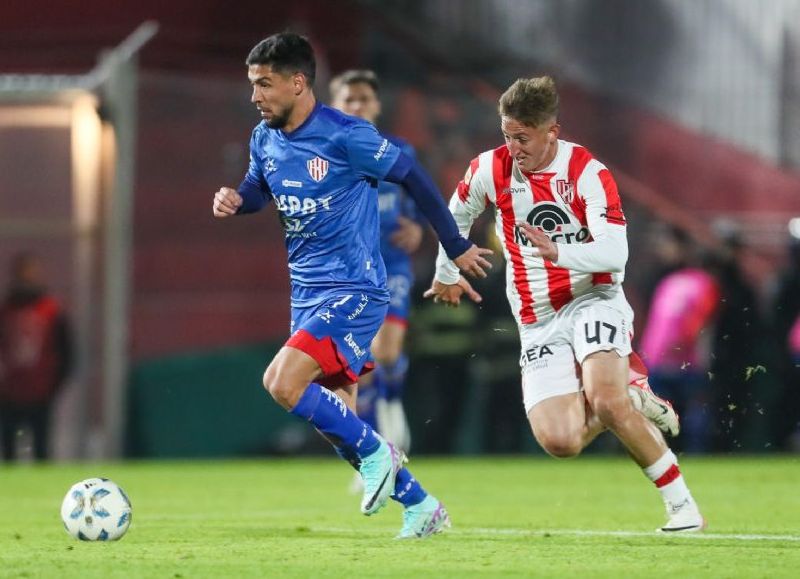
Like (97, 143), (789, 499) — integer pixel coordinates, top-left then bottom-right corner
(60, 478), (132, 541)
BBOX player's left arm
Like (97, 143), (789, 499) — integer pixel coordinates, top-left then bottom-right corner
(518, 163), (628, 273)
(348, 125), (492, 277)
(391, 142), (425, 253)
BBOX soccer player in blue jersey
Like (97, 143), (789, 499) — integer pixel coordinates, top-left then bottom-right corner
(212, 32), (492, 538)
(330, 70), (420, 454)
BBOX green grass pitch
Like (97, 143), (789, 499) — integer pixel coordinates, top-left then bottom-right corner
(1, 456), (798, 577)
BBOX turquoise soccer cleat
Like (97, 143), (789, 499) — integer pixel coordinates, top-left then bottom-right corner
(359, 439), (405, 516)
(396, 495), (451, 539)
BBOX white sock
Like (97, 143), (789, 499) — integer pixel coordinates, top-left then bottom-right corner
(643, 450), (693, 507)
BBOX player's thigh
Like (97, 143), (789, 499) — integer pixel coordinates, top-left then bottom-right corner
(572, 292), (634, 404)
(581, 350), (630, 416)
(527, 391), (587, 457)
(371, 319), (407, 364)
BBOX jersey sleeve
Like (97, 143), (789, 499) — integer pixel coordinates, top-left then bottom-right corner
(397, 143), (423, 223)
(237, 128), (272, 214)
(434, 155), (491, 284)
(555, 161), (628, 272)
(346, 124), (402, 181)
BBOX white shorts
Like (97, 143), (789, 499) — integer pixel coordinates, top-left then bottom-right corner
(520, 290), (634, 413)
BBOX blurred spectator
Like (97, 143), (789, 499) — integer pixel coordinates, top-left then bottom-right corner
(706, 227), (765, 452)
(771, 223), (800, 449)
(406, 275), (478, 454)
(639, 226), (719, 452)
(471, 221), (526, 453)
(0, 253), (72, 461)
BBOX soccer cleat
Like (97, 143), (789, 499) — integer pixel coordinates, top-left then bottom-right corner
(359, 439), (405, 516)
(658, 498), (707, 533)
(628, 377), (680, 437)
(396, 495), (451, 539)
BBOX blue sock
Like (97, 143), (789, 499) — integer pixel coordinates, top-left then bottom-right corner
(392, 467), (427, 507)
(291, 383), (381, 458)
(375, 354), (408, 401)
(356, 383), (380, 433)
(334, 445), (362, 470)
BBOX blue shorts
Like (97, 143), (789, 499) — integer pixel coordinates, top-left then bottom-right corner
(385, 271), (412, 325)
(286, 291), (389, 388)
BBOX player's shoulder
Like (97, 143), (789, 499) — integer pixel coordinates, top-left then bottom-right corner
(557, 139), (608, 178)
(316, 103), (373, 133)
(384, 134), (416, 157)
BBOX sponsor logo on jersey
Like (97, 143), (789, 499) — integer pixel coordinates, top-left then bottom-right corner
(373, 138), (389, 161)
(556, 180), (575, 204)
(282, 179), (303, 188)
(275, 194), (333, 215)
(316, 309), (333, 323)
(307, 156), (329, 182)
(514, 202), (590, 246)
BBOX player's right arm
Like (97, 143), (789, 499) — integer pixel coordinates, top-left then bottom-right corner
(213, 128), (272, 218)
(427, 156), (491, 305)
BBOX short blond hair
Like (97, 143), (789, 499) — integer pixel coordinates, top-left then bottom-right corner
(498, 76), (559, 127)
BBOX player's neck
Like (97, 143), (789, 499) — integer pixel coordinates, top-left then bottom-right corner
(283, 92), (317, 134)
(530, 140), (559, 174)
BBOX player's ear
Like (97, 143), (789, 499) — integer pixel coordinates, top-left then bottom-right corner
(549, 123), (561, 142)
(294, 72), (304, 95)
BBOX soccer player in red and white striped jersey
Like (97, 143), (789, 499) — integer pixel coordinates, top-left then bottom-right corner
(426, 76), (705, 532)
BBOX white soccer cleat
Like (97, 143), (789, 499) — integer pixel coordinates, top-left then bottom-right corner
(628, 377), (680, 437)
(658, 498), (707, 533)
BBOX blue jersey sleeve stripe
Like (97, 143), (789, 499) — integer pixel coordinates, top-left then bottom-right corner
(385, 153), (414, 182)
(236, 178), (270, 214)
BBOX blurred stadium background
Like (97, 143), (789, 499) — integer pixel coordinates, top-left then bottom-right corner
(1, 0), (799, 462)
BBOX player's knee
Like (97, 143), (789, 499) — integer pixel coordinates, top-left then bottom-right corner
(591, 393), (633, 428)
(535, 431), (582, 459)
(262, 366), (299, 409)
(372, 342), (401, 367)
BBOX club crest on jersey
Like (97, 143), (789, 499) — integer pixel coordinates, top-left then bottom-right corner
(556, 180), (575, 204)
(307, 156), (329, 182)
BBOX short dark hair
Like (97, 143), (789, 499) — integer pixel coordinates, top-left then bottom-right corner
(246, 32), (316, 86)
(329, 69), (380, 98)
(498, 76), (559, 127)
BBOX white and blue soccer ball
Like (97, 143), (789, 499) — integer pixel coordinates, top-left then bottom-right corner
(60, 478), (132, 541)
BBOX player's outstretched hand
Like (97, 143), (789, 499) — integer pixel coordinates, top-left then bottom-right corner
(423, 277), (482, 307)
(453, 245), (493, 278)
(516, 221), (558, 261)
(390, 216), (424, 253)
(213, 187), (243, 218)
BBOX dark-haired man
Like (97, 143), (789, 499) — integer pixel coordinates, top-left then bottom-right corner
(213, 32), (492, 538)
(426, 76), (704, 533)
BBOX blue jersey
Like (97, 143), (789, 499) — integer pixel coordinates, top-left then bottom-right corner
(242, 102), (402, 307)
(378, 135), (421, 274)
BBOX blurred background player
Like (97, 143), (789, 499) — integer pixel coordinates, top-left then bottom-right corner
(0, 252), (72, 462)
(212, 32), (492, 538)
(425, 76), (703, 533)
(329, 69), (422, 454)
(639, 225), (720, 452)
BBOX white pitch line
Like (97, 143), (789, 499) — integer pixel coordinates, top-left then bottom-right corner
(317, 526), (800, 542)
(458, 527), (800, 542)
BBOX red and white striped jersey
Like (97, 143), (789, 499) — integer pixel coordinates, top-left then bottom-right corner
(435, 140), (628, 326)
